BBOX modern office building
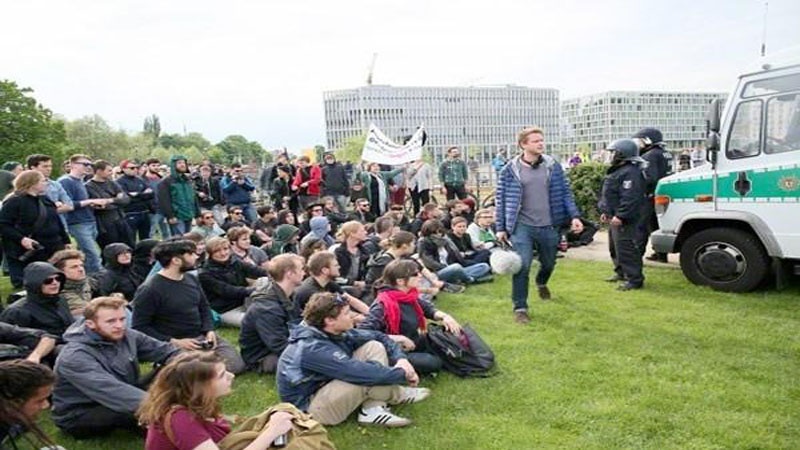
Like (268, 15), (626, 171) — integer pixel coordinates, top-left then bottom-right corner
(560, 91), (728, 154)
(323, 85), (560, 165)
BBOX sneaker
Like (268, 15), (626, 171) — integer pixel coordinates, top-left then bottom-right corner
(645, 253), (669, 263)
(514, 310), (531, 324)
(537, 285), (551, 301)
(605, 274), (625, 282)
(392, 387), (431, 405)
(473, 275), (494, 284)
(442, 283), (466, 294)
(617, 282), (643, 291)
(358, 406), (412, 427)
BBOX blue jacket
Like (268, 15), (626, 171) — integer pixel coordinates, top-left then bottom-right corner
(221, 175), (255, 205)
(495, 154), (580, 234)
(277, 324), (407, 411)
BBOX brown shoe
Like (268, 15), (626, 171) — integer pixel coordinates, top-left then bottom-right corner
(514, 310), (531, 324)
(538, 285), (551, 301)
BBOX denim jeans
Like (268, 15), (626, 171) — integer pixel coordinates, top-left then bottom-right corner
(509, 223), (560, 311)
(169, 219), (193, 236)
(332, 195), (349, 213)
(150, 213), (171, 239)
(68, 221), (102, 274)
(436, 262), (491, 284)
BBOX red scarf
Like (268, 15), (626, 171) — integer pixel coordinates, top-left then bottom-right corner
(376, 288), (426, 335)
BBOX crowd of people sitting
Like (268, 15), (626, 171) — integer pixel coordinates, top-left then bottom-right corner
(0, 149), (536, 449)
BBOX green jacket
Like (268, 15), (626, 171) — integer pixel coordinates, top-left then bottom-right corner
(438, 158), (468, 186)
(357, 167), (406, 204)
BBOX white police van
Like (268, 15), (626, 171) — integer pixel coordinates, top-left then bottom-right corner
(652, 53), (800, 292)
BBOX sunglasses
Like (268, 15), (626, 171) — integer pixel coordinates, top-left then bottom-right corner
(76, 161), (92, 167)
(125, 166), (139, 170)
(43, 276), (61, 285)
(232, 211), (243, 215)
(203, 215), (214, 220)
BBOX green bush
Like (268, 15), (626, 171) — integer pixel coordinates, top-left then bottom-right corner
(567, 162), (607, 223)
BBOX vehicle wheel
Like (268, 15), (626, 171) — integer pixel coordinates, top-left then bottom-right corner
(679, 228), (769, 292)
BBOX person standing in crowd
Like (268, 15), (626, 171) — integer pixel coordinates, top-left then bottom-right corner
(407, 159), (432, 217)
(194, 163), (226, 225)
(144, 158), (170, 239)
(115, 159), (153, 242)
(632, 127), (673, 263)
(277, 292), (430, 427)
(26, 154), (73, 218)
(59, 154), (105, 274)
(292, 156), (323, 211)
(52, 296), (178, 439)
(678, 149), (692, 171)
(321, 151), (350, 213)
(271, 165), (294, 210)
(0, 262), (74, 341)
(439, 146), (469, 200)
(495, 127), (583, 324)
(0, 161), (22, 200)
(86, 160), (134, 248)
(359, 162), (406, 218)
(0, 360), (58, 450)
(0, 170), (70, 287)
(568, 152), (583, 168)
(221, 163), (257, 224)
(138, 352), (298, 450)
(491, 148), (507, 179)
(239, 254), (305, 374)
(599, 139), (647, 291)
(132, 240), (246, 374)
(156, 155), (199, 235)
(691, 147), (706, 168)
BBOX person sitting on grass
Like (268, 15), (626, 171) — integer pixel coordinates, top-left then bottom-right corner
(227, 226), (269, 269)
(277, 292), (430, 427)
(447, 216), (491, 265)
(293, 251), (369, 314)
(138, 351), (296, 450)
(52, 296), (178, 439)
(417, 219), (492, 285)
(198, 236), (269, 328)
(332, 221), (370, 298)
(95, 243), (139, 301)
(239, 254), (305, 374)
(268, 224), (300, 258)
(466, 208), (498, 250)
(49, 249), (95, 317)
(0, 360), (58, 450)
(359, 259), (462, 375)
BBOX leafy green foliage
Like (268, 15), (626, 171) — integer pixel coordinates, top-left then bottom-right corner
(216, 135), (266, 164)
(0, 80), (68, 166)
(334, 133), (366, 164)
(65, 115), (131, 162)
(568, 162), (607, 222)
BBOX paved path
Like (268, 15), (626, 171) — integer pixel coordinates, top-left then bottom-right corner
(562, 230), (681, 270)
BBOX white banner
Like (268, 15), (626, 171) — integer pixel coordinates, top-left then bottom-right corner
(361, 123), (425, 165)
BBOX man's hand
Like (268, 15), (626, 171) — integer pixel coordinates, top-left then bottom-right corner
(570, 218), (584, 234)
(167, 217), (178, 225)
(600, 213), (609, 224)
(265, 411), (294, 437)
(440, 314), (462, 334)
(394, 358), (419, 386)
(20, 237), (39, 251)
(391, 335), (416, 352)
(301, 182), (309, 188)
(611, 216), (623, 227)
(496, 231), (508, 243)
(170, 338), (201, 350)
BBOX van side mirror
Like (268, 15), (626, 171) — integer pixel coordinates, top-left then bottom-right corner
(706, 99), (721, 133)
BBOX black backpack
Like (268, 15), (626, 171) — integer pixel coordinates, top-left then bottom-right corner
(426, 324), (496, 377)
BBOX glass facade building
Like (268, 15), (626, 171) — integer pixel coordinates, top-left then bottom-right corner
(323, 85), (560, 165)
(561, 91), (729, 154)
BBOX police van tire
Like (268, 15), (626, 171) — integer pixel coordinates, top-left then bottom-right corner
(679, 228), (769, 292)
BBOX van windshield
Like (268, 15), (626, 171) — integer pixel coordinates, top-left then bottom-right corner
(743, 73), (800, 98)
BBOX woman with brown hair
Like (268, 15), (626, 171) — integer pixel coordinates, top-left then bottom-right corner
(138, 351), (293, 450)
(359, 259), (462, 374)
(0, 359), (58, 449)
(0, 170), (69, 288)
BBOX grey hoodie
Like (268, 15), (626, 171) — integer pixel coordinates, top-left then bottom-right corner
(51, 319), (178, 427)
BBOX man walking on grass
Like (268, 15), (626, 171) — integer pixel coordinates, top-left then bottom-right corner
(495, 127), (583, 324)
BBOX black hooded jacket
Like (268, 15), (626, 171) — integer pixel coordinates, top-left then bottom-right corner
(131, 239), (159, 282)
(96, 243), (139, 300)
(198, 257), (268, 313)
(0, 262), (73, 341)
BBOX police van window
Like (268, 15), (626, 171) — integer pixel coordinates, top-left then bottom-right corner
(726, 100), (762, 159)
(765, 93), (800, 154)
(743, 73), (800, 98)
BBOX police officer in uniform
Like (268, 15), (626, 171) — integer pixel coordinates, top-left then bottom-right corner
(632, 127), (673, 263)
(599, 139), (647, 291)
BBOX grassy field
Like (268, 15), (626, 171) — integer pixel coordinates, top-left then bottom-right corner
(27, 259), (800, 449)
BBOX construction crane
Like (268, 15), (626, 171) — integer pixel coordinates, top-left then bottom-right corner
(366, 52), (377, 85)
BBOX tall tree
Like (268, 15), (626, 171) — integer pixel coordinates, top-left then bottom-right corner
(335, 134), (366, 164)
(216, 135), (265, 164)
(0, 80), (67, 165)
(143, 114), (161, 142)
(65, 115), (131, 162)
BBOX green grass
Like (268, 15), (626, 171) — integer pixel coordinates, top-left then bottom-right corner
(28, 260), (800, 449)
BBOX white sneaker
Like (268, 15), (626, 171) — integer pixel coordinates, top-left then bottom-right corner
(392, 387), (431, 405)
(358, 406), (412, 427)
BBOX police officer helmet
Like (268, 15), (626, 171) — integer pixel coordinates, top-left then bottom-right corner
(607, 139), (640, 160)
(632, 127), (664, 148)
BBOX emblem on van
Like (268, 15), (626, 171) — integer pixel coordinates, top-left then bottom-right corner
(778, 176), (800, 192)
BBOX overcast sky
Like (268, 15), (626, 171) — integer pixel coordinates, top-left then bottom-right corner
(2, 0), (798, 150)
